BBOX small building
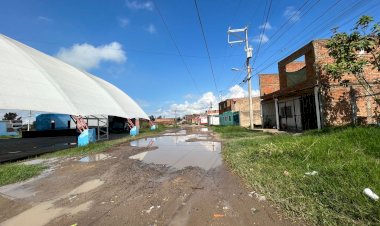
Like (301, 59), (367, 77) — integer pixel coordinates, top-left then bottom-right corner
(184, 114), (200, 124)
(199, 114), (208, 125)
(0, 120), (20, 136)
(218, 97), (261, 127)
(260, 39), (380, 131)
(206, 109), (220, 126)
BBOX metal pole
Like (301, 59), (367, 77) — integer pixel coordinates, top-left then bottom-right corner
(245, 28), (254, 130)
(247, 66), (254, 130)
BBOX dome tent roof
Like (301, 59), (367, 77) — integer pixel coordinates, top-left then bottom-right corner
(0, 34), (149, 119)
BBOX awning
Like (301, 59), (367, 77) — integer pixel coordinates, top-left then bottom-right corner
(0, 34), (149, 119)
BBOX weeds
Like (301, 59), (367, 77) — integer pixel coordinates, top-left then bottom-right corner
(215, 126), (380, 225)
(0, 163), (46, 186)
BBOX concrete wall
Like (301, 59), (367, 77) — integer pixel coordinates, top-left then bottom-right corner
(208, 115), (220, 125)
(220, 111), (238, 126)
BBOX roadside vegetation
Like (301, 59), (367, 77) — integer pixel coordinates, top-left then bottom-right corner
(0, 125), (167, 186)
(0, 163), (46, 186)
(215, 126), (380, 225)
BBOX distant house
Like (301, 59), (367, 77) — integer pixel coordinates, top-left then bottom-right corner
(206, 109), (220, 126)
(260, 39), (380, 131)
(155, 118), (176, 125)
(218, 97), (261, 127)
(184, 114), (200, 124)
(0, 120), (21, 136)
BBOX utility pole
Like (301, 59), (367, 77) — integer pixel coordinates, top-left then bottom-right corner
(27, 110), (31, 131)
(228, 26), (254, 130)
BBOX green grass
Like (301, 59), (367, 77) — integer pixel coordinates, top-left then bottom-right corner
(214, 126), (380, 225)
(212, 125), (270, 139)
(0, 163), (46, 186)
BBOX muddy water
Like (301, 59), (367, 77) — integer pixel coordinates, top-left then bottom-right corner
(129, 135), (222, 170)
(0, 179), (103, 226)
(79, 153), (110, 162)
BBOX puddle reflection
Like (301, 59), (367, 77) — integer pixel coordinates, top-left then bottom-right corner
(129, 135), (221, 170)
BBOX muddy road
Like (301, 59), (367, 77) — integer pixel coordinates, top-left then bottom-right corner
(0, 126), (296, 226)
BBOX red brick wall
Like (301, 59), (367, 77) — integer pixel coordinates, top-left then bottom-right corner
(285, 62), (305, 72)
(259, 74), (279, 96)
(313, 40), (380, 125)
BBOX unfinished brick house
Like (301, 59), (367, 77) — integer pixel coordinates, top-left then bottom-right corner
(218, 97), (261, 127)
(260, 39), (380, 131)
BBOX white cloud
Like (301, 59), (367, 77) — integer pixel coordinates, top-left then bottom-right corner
(154, 85), (260, 117)
(56, 42), (127, 70)
(252, 34), (269, 43)
(145, 24), (156, 34)
(284, 6), (301, 23)
(126, 0), (154, 11)
(38, 16), (52, 22)
(259, 22), (272, 30)
(119, 18), (130, 28)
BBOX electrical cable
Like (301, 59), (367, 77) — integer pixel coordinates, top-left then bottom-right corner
(153, 0), (201, 94)
(194, 0), (220, 96)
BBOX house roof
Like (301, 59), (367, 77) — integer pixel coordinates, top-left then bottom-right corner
(0, 34), (149, 119)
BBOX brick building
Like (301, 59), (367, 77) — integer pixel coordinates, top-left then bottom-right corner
(260, 39), (380, 131)
(218, 97), (261, 127)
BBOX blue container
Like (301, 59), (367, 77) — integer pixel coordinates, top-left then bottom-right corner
(35, 114), (72, 131)
(78, 129), (96, 147)
(130, 126), (138, 136)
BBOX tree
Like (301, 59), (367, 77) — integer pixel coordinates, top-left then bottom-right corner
(324, 15), (380, 105)
(149, 115), (155, 121)
(2, 112), (21, 121)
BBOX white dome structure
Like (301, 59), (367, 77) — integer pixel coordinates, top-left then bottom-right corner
(0, 34), (149, 119)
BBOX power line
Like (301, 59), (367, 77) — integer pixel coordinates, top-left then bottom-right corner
(251, 0), (273, 66)
(253, 0), (321, 67)
(254, 1), (377, 77)
(194, 0), (219, 96)
(254, 0), (369, 75)
(253, 0), (343, 71)
(152, 0), (201, 94)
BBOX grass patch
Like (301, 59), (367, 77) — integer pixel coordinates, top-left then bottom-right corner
(0, 163), (46, 186)
(211, 126), (269, 139)
(214, 126), (380, 225)
(42, 125), (167, 158)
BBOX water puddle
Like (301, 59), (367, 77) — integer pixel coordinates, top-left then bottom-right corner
(129, 135), (221, 170)
(79, 154), (110, 162)
(68, 179), (104, 195)
(200, 128), (209, 132)
(163, 130), (187, 136)
(0, 179), (103, 226)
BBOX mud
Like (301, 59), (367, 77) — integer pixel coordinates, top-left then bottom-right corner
(0, 126), (298, 226)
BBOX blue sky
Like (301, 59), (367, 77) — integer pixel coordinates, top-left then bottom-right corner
(1, 0), (380, 118)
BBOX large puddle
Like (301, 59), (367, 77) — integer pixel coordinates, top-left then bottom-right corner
(129, 135), (221, 171)
(1, 179), (103, 226)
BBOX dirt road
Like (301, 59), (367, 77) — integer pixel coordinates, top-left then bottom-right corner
(0, 126), (297, 226)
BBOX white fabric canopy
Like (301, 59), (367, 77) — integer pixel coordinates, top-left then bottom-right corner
(0, 34), (149, 119)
